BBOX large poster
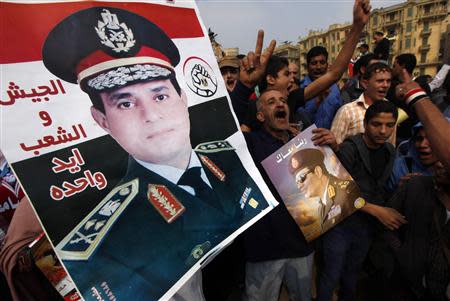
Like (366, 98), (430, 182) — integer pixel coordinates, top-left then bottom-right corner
(262, 126), (365, 241)
(0, 1), (277, 300)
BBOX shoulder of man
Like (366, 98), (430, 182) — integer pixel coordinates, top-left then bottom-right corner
(55, 179), (139, 261)
(329, 175), (352, 194)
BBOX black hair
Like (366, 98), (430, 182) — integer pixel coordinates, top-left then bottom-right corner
(258, 55), (289, 92)
(89, 73), (181, 113)
(306, 46), (328, 65)
(374, 31), (384, 36)
(360, 43), (369, 49)
(354, 53), (376, 76)
(395, 53), (417, 74)
(362, 62), (391, 80)
(364, 101), (398, 124)
(414, 75), (432, 95)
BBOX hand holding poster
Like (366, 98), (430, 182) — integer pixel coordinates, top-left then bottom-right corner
(262, 126), (365, 241)
(1, 1), (277, 300)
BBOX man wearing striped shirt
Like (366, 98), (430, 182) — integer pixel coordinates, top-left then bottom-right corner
(331, 62), (396, 145)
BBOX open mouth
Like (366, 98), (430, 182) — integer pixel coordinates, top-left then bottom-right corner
(418, 151), (433, 160)
(274, 110), (287, 119)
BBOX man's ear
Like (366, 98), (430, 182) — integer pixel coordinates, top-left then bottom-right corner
(314, 165), (323, 177)
(266, 74), (276, 86)
(91, 106), (111, 134)
(361, 78), (369, 88)
(256, 111), (265, 123)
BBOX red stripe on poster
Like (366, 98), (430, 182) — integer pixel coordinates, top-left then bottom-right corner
(0, 1), (204, 64)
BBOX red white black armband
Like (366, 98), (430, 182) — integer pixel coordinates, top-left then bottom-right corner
(404, 88), (428, 108)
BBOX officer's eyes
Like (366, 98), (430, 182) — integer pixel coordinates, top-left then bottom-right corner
(155, 94), (168, 102)
(117, 101), (135, 109)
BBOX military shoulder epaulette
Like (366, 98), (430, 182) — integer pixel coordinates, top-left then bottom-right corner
(194, 140), (235, 153)
(55, 179), (139, 261)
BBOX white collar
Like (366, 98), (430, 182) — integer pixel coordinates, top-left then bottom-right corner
(358, 93), (387, 109)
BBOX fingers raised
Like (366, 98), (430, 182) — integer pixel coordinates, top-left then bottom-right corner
(255, 30), (264, 56)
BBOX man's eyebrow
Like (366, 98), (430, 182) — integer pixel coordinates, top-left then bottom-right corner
(148, 85), (169, 93)
(107, 92), (133, 104)
(105, 84), (169, 104)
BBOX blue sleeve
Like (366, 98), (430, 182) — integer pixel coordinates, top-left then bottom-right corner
(314, 85), (342, 129)
(385, 156), (408, 192)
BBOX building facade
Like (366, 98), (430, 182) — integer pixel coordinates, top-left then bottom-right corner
(279, 0), (449, 79)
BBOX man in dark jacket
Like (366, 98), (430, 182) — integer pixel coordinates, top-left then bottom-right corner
(317, 101), (407, 301)
(373, 31), (390, 63)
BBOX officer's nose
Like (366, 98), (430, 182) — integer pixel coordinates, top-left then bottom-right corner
(141, 102), (161, 123)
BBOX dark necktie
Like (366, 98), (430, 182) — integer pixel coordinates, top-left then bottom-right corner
(178, 167), (221, 210)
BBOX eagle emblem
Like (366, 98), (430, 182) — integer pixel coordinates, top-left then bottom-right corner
(95, 9), (136, 53)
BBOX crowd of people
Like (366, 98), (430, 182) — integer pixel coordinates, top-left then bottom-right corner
(1, 0), (449, 300)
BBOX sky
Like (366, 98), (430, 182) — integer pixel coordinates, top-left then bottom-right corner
(196, 0), (404, 54)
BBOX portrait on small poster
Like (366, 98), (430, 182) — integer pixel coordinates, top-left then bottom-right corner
(262, 126), (365, 241)
(0, 1), (276, 300)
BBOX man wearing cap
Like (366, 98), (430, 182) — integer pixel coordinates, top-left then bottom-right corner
(42, 6), (267, 301)
(219, 56), (240, 92)
(288, 148), (360, 233)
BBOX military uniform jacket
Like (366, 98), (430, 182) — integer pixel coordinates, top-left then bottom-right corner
(56, 141), (267, 301)
(319, 175), (360, 233)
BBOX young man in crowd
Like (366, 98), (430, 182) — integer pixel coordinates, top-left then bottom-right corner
(331, 62), (396, 145)
(386, 121), (443, 192)
(382, 160), (450, 301)
(373, 31), (390, 63)
(230, 0), (371, 299)
(358, 43), (370, 57)
(387, 53), (418, 142)
(298, 46), (343, 129)
(340, 53), (378, 104)
(317, 101), (407, 301)
(395, 67), (450, 167)
(219, 55), (240, 93)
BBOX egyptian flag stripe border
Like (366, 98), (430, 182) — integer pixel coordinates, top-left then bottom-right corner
(1, 1), (204, 64)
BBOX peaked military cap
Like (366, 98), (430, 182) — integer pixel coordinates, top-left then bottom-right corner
(42, 7), (180, 92)
(289, 148), (326, 175)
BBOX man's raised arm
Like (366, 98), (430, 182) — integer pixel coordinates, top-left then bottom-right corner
(304, 0), (371, 100)
(396, 69), (450, 170)
(229, 30), (276, 124)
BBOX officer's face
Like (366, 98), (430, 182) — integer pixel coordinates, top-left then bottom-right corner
(91, 79), (191, 166)
(296, 166), (322, 197)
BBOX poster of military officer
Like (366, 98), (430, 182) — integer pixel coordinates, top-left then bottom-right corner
(0, 1), (276, 300)
(262, 126), (364, 241)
